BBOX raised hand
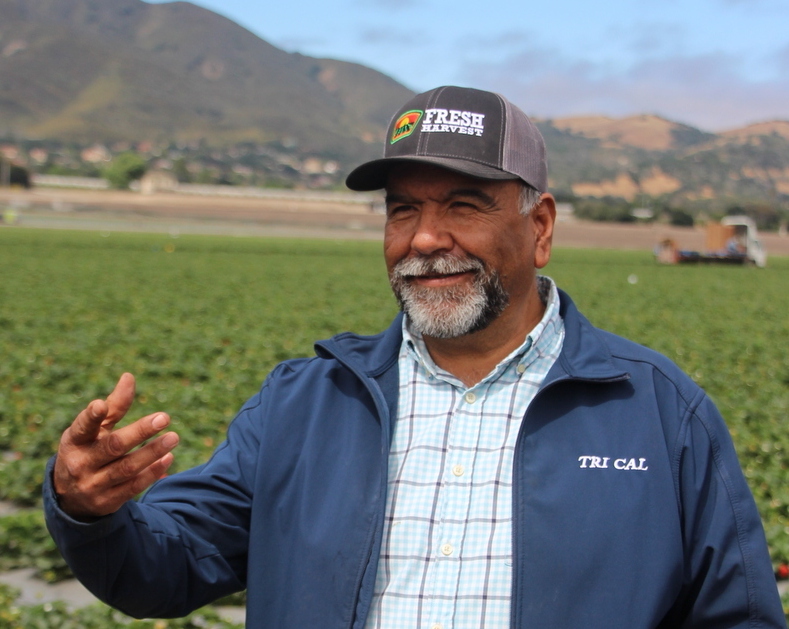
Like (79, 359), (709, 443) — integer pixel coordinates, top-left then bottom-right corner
(52, 373), (179, 519)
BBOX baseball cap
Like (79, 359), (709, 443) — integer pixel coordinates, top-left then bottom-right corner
(345, 85), (547, 192)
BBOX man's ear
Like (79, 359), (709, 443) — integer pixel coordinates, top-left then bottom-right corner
(532, 193), (556, 269)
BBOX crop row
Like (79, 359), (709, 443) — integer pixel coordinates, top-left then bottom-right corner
(0, 228), (787, 620)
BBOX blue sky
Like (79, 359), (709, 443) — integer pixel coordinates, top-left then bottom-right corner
(146, 0), (789, 131)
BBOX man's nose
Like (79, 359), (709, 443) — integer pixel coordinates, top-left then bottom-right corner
(410, 210), (454, 255)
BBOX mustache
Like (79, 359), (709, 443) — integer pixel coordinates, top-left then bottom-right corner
(391, 254), (486, 280)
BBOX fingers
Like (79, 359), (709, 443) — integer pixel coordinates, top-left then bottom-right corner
(125, 451), (176, 497)
(67, 398), (110, 446)
(102, 372), (136, 429)
(58, 450), (178, 519)
(60, 410), (173, 475)
(66, 373), (136, 446)
(102, 429), (180, 485)
(102, 412), (171, 459)
(55, 428), (180, 519)
(54, 370), (179, 520)
(98, 451), (177, 516)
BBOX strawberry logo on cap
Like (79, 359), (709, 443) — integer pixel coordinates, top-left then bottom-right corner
(391, 110), (422, 144)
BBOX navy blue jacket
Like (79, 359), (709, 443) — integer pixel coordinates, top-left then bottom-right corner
(45, 291), (786, 627)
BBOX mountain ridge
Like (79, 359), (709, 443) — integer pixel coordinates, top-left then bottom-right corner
(0, 0), (787, 214)
(0, 0), (412, 162)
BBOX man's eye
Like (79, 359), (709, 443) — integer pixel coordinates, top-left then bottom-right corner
(387, 205), (414, 216)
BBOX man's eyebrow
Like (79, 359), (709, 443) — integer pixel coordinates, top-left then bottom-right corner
(384, 192), (414, 205)
(445, 188), (497, 207)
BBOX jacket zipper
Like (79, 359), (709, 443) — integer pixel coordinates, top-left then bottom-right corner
(509, 372), (629, 628)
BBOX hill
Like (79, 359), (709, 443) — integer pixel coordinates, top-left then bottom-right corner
(0, 0), (412, 163)
(540, 114), (789, 217)
(0, 0), (787, 217)
(550, 114), (713, 152)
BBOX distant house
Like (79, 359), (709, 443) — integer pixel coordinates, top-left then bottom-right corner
(302, 158), (324, 175)
(0, 144), (19, 160)
(28, 148), (49, 164)
(140, 170), (179, 194)
(80, 144), (111, 163)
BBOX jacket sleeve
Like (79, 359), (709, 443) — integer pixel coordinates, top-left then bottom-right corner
(43, 387), (268, 619)
(666, 391), (786, 628)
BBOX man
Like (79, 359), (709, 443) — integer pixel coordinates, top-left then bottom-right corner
(45, 86), (786, 628)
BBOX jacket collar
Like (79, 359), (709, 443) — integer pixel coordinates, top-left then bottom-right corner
(549, 289), (629, 384)
(314, 312), (404, 377)
(315, 289), (628, 384)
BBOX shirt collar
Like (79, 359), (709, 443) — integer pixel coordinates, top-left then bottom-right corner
(401, 276), (563, 386)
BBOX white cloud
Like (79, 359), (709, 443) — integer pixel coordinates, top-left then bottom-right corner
(273, 35), (333, 54)
(625, 22), (686, 57)
(356, 27), (422, 46)
(462, 46), (789, 131)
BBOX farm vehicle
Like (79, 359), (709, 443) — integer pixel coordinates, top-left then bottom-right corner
(655, 216), (767, 267)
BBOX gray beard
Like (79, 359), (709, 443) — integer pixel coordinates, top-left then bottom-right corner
(390, 254), (509, 339)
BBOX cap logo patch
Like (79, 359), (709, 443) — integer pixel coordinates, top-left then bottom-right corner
(391, 110), (423, 144)
(421, 108), (485, 137)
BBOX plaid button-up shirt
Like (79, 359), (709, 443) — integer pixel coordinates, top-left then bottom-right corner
(365, 277), (565, 629)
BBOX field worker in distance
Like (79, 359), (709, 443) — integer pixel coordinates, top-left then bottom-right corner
(45, 86), (786, 628)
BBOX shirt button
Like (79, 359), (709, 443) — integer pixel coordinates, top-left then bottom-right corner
(517, 363), (526, 374)
(464, 391), (476, 404)
(452, 464), (465, 477)
(441, 543), (453, 556)
(431, 624), (443, 629)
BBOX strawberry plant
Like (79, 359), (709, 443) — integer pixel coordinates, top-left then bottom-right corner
(0, 228), (787, 601)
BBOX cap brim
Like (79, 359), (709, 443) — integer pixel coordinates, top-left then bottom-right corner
(345, 156), (519, 191)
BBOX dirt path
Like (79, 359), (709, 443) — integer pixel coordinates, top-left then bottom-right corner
(3, 187), (788, 255)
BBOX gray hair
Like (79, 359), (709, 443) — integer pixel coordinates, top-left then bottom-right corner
(519, 184), (542, 216)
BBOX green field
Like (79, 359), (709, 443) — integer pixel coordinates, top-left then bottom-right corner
(1, 227), (788, 624)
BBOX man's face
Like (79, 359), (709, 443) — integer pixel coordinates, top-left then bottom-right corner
(384, 163), (550, 340)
